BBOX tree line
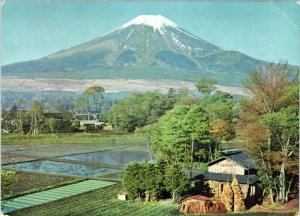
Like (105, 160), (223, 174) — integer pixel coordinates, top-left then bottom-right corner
(123, 160), (190, 202)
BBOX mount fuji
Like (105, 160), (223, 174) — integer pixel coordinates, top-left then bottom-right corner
(3, 15), (270, 85)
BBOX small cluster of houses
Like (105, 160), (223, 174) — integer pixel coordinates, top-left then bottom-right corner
(1, 112), (109, 133)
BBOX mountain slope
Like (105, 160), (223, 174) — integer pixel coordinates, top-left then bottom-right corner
(2, 15), (269, 85)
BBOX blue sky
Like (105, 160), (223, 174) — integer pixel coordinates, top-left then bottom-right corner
(2, 1), (300, 66)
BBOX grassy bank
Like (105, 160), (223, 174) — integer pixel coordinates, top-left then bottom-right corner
(2, 132), (144, 145)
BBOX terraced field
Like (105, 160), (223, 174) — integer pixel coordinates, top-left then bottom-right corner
(2, 180), (115, 214)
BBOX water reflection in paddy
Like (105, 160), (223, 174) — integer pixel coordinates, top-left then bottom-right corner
(60, 150), (153, 166)
(4, 160), (122, 177)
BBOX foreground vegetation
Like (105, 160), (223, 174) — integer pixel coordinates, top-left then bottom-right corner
(9, 183), (296, 216)
(9, 184), (179, 216)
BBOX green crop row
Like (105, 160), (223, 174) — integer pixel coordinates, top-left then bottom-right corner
(9, 184), (179, 216)
(9, 184), (296, 216)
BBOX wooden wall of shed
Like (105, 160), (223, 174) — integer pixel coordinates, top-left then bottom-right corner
(208, 159), (245, 175)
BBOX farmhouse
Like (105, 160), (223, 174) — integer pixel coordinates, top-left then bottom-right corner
(79, 120), (106, 131)
(191, 149), (261, 199)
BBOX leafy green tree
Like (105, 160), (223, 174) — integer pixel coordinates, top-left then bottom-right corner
(107, 89), (189, 132)
(75, 97), (87, 113)
(195, 78), (217, 95)
(165, 164), (190, 202)
(1, 113), (12, 133)
(108, 92), (160, 132)
(123, 160), (188, 202)
(8, 105), (18, 120)
(260, 104), (298, 203)
(71, 119), (80, 132)
(198, 91), (237, 149)
(200, 92), (236, 122)
(154, 159), (169, 198)
(211, 119), (235, 143)
(51, 99), (71, 112)
(83, 86), (105, 115)
(108, 101), (138, 132)
(150, 104), (210, 166)
(16, 98), (26, 133)
(123, 162), (145, 200)
(143, 163), (160, 201)
(28, 101), (44, 134)
(238, 63), (299, 204)
(6, 105), (19, 132)
(47, 117), (57, 133)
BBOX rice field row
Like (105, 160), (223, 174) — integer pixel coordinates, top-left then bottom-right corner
(2, 180), (115, 214)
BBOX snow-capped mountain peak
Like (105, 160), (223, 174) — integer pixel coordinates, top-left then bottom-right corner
(3, 14), (269, 86)
(121, 15), (177, 32)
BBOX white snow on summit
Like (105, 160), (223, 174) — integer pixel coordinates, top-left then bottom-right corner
(121, 15), (177, 32)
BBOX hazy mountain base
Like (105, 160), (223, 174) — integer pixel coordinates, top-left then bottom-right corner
(1, 89), (132, 111)
(1, 78), (248, 96)
(2, 64), (245, 87)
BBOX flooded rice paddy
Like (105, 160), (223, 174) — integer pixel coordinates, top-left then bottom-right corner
(4, 149), (153, 177)
(3, 160), (122, 177)
(60, 149), (153, 166)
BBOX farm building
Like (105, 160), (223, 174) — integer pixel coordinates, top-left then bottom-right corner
(80, 120), (105, 131)
(189, 149), (261, 199)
